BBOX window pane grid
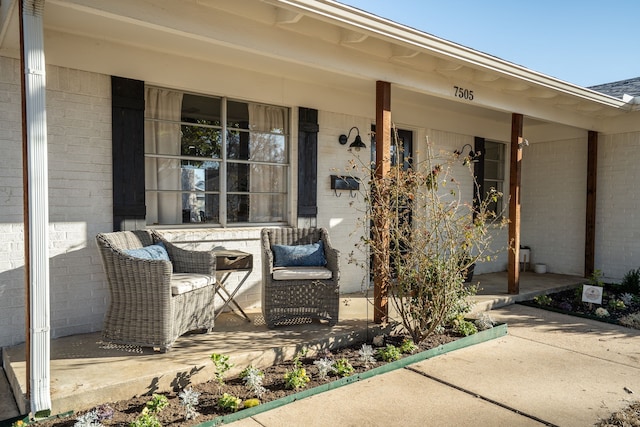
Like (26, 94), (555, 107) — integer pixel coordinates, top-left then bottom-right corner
(483, 141), (505, 216)
(144, 88), (289, 226)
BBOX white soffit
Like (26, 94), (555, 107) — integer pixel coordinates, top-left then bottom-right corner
(273, 0), (627, 108)
(11, 0), (632, 129)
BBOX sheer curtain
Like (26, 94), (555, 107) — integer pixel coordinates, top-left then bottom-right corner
(145, 87), (184, 224)
(248, 103), (286, 222)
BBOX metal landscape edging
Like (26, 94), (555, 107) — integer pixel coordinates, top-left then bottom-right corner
(200, 323), (508, 426)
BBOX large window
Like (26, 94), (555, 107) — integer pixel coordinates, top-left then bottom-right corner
(483, 140), (505, 215)
(144, 88), (289, 226)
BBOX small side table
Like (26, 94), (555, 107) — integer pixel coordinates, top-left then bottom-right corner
(214, 250), (253, 322)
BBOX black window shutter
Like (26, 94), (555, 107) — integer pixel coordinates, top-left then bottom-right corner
(297, 108), (319, 217)
(473, 136), (485, 216)
(111, 76), (145, 231)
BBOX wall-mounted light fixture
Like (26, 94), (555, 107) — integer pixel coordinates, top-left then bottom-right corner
(454, 143), (480, 164)
(338, 126), (366, 151)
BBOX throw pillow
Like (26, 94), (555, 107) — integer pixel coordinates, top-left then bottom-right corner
(123, 242), (170, 261)
(272, 240), (327, 267)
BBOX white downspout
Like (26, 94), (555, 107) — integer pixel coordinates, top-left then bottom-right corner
(19, 0), (51, 416)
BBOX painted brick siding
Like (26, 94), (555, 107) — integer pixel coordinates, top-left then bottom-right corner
(0, 56), (30, 347)
(427, 129), (509, 275)
(596, 132), (640, 280)
(317, 111), (372, 293)
(0, 56), (113, 347)
(520, 138), (586, 276)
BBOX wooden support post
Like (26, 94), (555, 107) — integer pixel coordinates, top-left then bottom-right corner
(374, 81), (391, 324)
(508, 113), (523, 294)
(585, 131), (598, 277)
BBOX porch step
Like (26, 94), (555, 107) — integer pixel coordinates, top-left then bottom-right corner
(0, 362), (22, 424)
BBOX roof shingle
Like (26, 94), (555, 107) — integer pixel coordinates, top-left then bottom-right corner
(589, 77), (640, 99)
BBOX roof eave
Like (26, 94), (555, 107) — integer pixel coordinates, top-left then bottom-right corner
(272, 0), (629, 111)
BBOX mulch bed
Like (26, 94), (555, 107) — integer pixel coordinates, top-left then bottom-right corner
(28, 332), (462, 427)
(519, 283), (640, 330)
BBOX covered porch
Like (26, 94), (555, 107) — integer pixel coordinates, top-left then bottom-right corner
(1, 272), (583, 420)
(2, 0), (637, 420)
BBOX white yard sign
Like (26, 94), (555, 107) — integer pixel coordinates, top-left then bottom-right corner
(582, 285), (603, 304)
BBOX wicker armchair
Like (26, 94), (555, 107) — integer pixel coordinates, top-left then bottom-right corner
(96, 230), (217, 351)
(261, 228), (340, 328)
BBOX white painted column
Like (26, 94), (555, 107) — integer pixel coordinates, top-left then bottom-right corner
(20, 0), (51, 415)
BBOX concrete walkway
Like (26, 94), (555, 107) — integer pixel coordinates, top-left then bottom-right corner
(228, 304), (640, 427)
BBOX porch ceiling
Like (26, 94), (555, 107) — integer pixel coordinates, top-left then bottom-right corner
(0, 0), (633, 131)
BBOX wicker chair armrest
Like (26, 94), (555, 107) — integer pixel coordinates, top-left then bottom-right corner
(153, 234), (216, 275)
(320, 229), (340, 280)
(261, 232), (275, 273)
(324, 246), (340, 278)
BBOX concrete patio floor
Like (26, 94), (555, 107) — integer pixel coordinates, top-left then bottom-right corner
(0, 272), (583, 422)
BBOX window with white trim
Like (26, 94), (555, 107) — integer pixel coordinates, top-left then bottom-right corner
(144, 88), (289, 226)
(483, 140), (505, 215)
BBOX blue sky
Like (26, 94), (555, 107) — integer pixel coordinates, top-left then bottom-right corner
(340, 0), (639, 87)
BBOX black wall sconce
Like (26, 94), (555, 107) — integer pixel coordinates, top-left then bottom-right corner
(338, 126), (366, 151)
(454, 143), (480, 165)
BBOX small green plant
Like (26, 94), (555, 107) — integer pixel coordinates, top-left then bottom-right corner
(607, 299), (626, 311)
(210, 353), (233, 387)
(244, 398), (261, 408)
(313, 357), (337, 380)
(621, 293), (635, 306)
(595, 307), (610, 318)
(588, 269), (604, 287)
(334, 358), (355, 377)
(217, 393), (242, 412)
(240, 366), (267, 398)
(474, 313), (495, 331)
(283, 367), (310, 390)
(620, 267), (640, 294)
(358, 344), (376, 366)
(399, 338), (418, 354)
(178, 387), (201, 420)
(129, 408), (161, 427)
(146, 394), (169, 413)
(283, 351), (310, 390)
(376, 344), (401, 362)
(534, 294), (553, 306)
(452, 316), (478, 336)
(130, 394), (168, 427)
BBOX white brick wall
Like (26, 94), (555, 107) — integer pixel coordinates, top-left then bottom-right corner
(596, 132), (640, 280)
(0, 57), (113, 347)
(0, 56), (29, 347)
(427, 129), (509, 275)
(317, 111), (372, 293)
(521, 138), (587, 275)
(46, 65), (112, 340)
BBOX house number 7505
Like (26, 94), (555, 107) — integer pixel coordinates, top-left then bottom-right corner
(453, 86), (474, 100)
